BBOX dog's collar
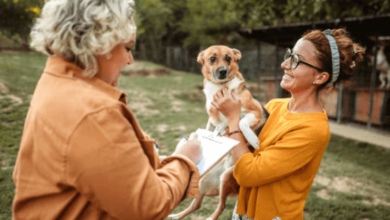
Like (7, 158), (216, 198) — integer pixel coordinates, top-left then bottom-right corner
(214, 77), (235, 85)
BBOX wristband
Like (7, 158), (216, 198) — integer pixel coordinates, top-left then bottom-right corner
(228, 130), (242, 137)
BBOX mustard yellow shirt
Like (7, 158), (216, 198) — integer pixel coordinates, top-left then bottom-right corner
(12, 57), (200, 220)
(234, 98), (330, 220)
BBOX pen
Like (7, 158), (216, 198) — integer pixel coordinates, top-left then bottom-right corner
(181, 134), (189, 140)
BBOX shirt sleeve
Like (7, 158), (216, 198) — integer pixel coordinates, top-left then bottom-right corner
(264, 98), (283, 114)
(66, 107), (199, 220)
(233, 125), (329, 188)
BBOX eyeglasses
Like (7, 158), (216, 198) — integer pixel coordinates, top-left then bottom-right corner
(284, 48), (324, 72)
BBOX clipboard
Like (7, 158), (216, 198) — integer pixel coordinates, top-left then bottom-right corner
(195, 127), (239, 177)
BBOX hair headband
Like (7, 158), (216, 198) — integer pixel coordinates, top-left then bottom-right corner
(323, 29), (340, 86)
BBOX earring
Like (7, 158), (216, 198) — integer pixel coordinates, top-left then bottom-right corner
(313, 81), (316, 85)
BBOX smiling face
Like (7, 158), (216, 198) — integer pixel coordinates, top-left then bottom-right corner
(95, 34), (136, 87)
(197, 46), (243, 83)
(280, 38), (325, 94)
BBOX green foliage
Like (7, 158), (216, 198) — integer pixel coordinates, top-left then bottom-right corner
(134, 0), (172, 38)
(180, 0), (237, 47)
(133, 0), (390, 48)
(284, 0), (390, 22)
(0, 0), (43, 43)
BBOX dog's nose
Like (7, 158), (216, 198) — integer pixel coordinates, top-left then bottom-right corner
(219, 69), (227, 76)
(217, 67), (228, 79)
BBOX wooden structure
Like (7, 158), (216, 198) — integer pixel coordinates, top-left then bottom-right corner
(239, 14), (390, 129)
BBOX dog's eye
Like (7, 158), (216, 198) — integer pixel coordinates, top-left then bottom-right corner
(226, 56), (231, 62)
(210, 57), (216, 62)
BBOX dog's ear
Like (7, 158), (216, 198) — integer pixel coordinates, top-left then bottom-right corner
(232, 49), (242, 62)
(197, 51), (205, 65)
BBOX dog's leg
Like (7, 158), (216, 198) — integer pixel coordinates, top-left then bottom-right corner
(206, 119), (216, 131)
(379, 72), (386, 88)
(167, 193), (206, 220)
(239, 113), (260, 149)
(207, 167), (239, 220)
(387, 69), (390, 89)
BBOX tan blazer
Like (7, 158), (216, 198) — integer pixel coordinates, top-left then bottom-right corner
(12, 56), (199, 220)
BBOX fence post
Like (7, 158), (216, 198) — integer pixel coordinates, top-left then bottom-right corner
(274, 41), (280, 98)
(166, 46), (171, 67)
(367, 36), (379, 128)
(256, 41), (262, 100)
(184, 48), (189, 72)
(336, 84), (343, 124)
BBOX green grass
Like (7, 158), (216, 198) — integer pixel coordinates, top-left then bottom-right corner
(118, 67), (209, 154)
(303, 135), (390, 220)
(1, 51), (390, 220)
(0, 52), (47, 165)
(0, 168), (13, 219)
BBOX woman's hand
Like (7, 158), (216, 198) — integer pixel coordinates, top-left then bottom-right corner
(172, 133), (202, 164)
(211, 88), (241, 126)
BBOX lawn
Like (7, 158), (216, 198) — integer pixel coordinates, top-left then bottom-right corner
(1, 51), (390, 220)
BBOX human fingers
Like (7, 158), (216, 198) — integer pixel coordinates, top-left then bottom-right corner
(212, 89), (223, 106)
(181, 139), (202, 164)
(188, 132), (198, 140)
(221, 87), (229, 97)
(214, 88), (224, 99)
(186, 139), (200, 147)
(211, 100), (219, 110)
(175, 138), (187, 151)
(159, 155), (167, 163)
(231, 89), (240, 101)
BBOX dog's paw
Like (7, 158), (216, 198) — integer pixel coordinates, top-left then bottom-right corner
(166, 214), (180, 220)
(247, 138), (260, 150)
(206, 218), (214, 220)
(239, 116), (260, 149)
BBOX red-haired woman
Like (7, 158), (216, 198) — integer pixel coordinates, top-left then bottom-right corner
(212, 29), (365, 220)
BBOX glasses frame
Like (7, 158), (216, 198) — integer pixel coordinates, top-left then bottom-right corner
(284, 48), (324, 72)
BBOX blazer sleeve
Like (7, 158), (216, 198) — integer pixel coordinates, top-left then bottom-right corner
(66, 107), (199, 220)
(233, 124), (329, 188)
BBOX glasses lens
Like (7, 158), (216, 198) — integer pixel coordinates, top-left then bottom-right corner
(284, 48), (291, 61)
(291, 54), (299, 69)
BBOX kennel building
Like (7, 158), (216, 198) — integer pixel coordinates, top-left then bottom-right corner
(238, 14), (390, 131)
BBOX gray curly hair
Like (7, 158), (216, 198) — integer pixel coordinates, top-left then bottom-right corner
(30, 0), (136, 77)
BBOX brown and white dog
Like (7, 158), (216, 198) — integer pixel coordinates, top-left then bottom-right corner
(372, 44), (390, 89)
(199, 46), (267, 147)
(167, 46), (267, 220)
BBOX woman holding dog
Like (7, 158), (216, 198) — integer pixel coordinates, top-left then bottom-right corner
(212, 29), (365, 220)
(12, 0), (201, 219)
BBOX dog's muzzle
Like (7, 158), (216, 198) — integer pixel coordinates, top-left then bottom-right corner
(213, 66), (230, 80)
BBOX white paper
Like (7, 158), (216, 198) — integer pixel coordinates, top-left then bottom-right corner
(195, 128), (239, 177)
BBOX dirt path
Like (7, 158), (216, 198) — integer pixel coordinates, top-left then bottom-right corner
(329, 121), (390, 149)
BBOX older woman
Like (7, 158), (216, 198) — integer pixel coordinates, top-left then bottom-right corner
(212, 29), (365, 220)
(12, 0), (201, 219)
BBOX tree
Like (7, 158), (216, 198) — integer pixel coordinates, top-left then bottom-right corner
(133, 0), (390, 60)
(134, 0), (173, 61)
(283, 0), (390, 23)
(0, 0), (43, 49)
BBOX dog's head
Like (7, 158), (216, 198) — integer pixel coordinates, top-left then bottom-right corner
(197, 46), (243, 83)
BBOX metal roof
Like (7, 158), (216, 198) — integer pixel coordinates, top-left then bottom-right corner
(239, 14), (390, 47)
